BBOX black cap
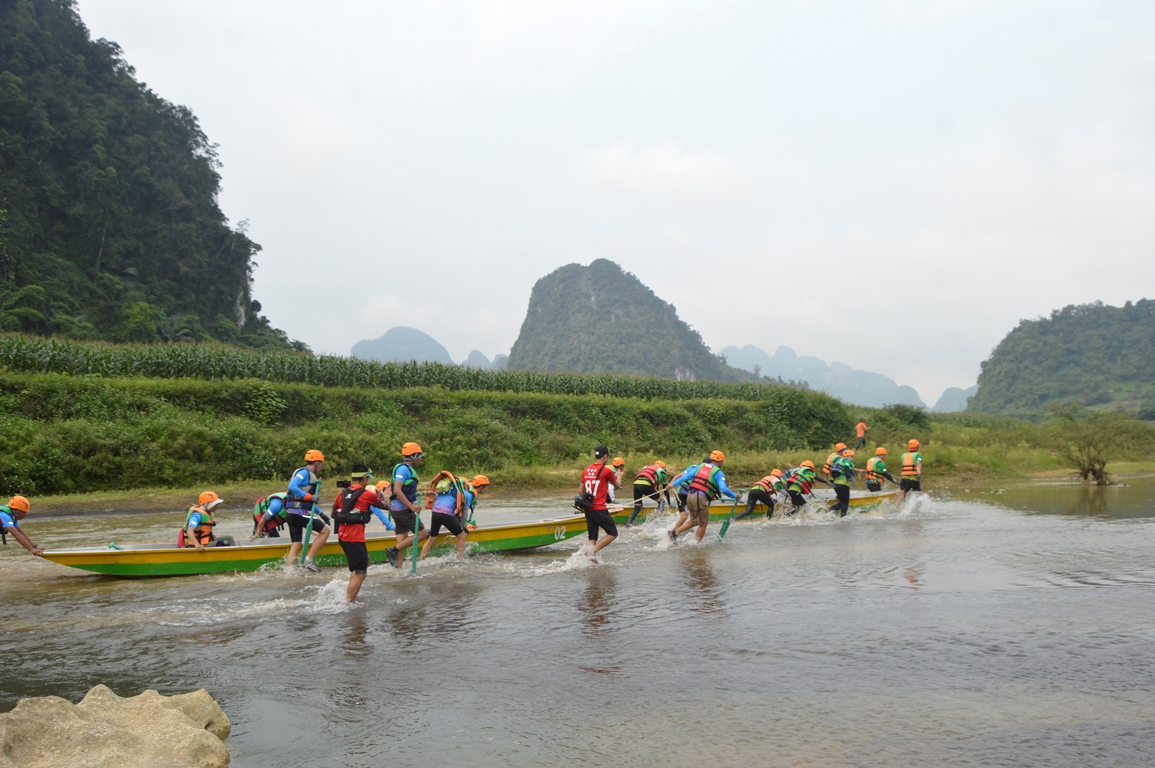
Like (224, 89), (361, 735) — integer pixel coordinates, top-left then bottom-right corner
(594, 445), (609, 458)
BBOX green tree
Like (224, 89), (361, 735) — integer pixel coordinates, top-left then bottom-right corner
(1046, 404), (1155, 485)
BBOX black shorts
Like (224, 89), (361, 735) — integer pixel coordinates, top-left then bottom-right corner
(391, 508), (425, 536)
(339, 540), (369, 574)
(865, 481), (882, 492)
(430, 511), (465, 537)
(788, 490), (806, 509)
(287, 514), (326, 543)
(900, 479), (922, 493)
(585, 509), (618, 540)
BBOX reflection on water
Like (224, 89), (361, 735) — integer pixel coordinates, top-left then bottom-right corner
(976, 475), (1155, 519)
(2, 488), (1155, 767)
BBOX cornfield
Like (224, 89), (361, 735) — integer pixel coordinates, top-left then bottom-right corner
(0, 335), (797, 402)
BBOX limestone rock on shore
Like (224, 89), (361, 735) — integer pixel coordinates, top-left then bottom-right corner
(0, 685), (231, 768)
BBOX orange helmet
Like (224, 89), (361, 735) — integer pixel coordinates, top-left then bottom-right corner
(375, 481), (392, 494)
(402, 442), (424, 458)
(835, 443), (847, 452)
(908, 439), (920, 450)
(800, 460), (815, 469)
(843, 449), (855, 458)
(304, 449), (325, 463)
(6, 495), (30, 513)
(612, 457), (625, 468)
(875, 447), (888, 456)
(471, 475), (490, 487)
(710, 450), (726, 462)
(654, 460), (666, 469)
(770, 469), (783, 477)
(198, 491), (221, 507)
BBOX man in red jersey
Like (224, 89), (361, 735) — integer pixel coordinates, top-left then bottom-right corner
(580, 445), (621, 561)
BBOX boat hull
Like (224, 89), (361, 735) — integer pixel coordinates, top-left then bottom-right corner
(41, 515), (590, 578)
(613, 491), (898, 523)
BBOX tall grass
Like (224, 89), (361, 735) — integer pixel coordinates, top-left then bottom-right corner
(0, 335), (804, 402)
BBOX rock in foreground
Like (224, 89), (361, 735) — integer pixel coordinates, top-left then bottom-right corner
(0, 685), (230, 768)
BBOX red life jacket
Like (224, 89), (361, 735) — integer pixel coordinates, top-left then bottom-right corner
(687, 463), (721, 500)
(635, 465), (660, 485)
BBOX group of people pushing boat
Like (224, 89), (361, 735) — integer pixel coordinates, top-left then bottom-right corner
(0, 430), (925, 600)
(574, 436), (926, 561)
(180, 442), (490, 601)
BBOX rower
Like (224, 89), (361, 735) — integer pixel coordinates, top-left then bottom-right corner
(669, 450), (739, 543)
(670, 457), (711, 531)
(0, 496), (44, 556)
(785, 460), (828, 514)
(385, 443), (428, 568)
(865, 448), (897, 492)
(735, 469), (785, 520)
(465, 475), (489, 529)
(285, 450), (330, 572)
(830, 449), (856, 517)
(183, 491), (222, 552)
(251, 492), (288, 538)
(823, 443), (848, 481)
(608, 457), (626, 505)
(897, 439), (924, 503)
(419, 471), (487, 562)
(628, 460), (669, 526)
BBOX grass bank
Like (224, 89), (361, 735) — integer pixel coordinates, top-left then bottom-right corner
(0, 371), (850, 497)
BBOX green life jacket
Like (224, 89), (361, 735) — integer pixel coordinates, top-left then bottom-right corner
(254, 492), (288, 518)
(0, 504), (13, 545)
(687, 463), (722, 500)
(832, 457), (855, 486)
(391, 462), (419, 503)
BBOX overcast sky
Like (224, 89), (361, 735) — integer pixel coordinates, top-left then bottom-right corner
(79, 0), (1155, 404)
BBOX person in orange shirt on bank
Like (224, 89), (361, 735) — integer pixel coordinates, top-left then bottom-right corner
(855, 418), (869, 450)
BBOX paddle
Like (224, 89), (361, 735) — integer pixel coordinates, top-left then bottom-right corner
(299, 480), (321, 565)
(717, 493), (743, 540)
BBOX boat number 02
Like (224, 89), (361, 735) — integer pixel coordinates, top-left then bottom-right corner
(554, 526), (567, 540)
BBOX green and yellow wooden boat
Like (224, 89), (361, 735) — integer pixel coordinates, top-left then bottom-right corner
(613, 490), (898, 524)
(40, 514), (590, 578)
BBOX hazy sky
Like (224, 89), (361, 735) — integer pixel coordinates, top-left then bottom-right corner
(79, 0), (1155, 404)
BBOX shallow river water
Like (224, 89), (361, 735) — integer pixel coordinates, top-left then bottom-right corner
(3, 481), (1155, 767)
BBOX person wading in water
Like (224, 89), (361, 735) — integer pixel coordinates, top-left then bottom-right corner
(865, 448), (897, 492)
(668, 450), (740, 543)
(735, 468), (785, 520)
(285, 450), (331, 571)
(628, 460), (669, 526)
(897, 439), (924, 504)
(334, 465), (390, 601)
(579, 446), (620, 562)
(385, 443), (428, 568)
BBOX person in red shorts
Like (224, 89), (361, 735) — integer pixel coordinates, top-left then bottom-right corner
(334, 464), (390, 602)
(579, 446), (620, 561)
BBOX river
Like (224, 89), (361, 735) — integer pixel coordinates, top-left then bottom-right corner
(2, 481), (1154, 767)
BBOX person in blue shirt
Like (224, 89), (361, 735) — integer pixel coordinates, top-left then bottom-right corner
(668, 451), (740, 542)
(668, 457), (711, 533)
(0, 495), (43, 556)
(385, 442), (428, 568)
(285, 449), (331, 571)
(419, 472), (489, 562)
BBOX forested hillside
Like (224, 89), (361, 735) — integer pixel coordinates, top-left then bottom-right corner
(508, 259), (749, 382)
(969, 300), (1155, 416)
(0, 0), (294, 349)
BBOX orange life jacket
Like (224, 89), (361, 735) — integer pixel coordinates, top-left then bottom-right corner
(865, 458), (879, 482)
(901, 452), (921, 477)
(823, 452), (839, 475)
(753, 475), (781, 493)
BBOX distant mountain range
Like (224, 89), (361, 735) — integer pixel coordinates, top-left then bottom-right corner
(507, 259), (750, 382)
(722, 344), (925, 409)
